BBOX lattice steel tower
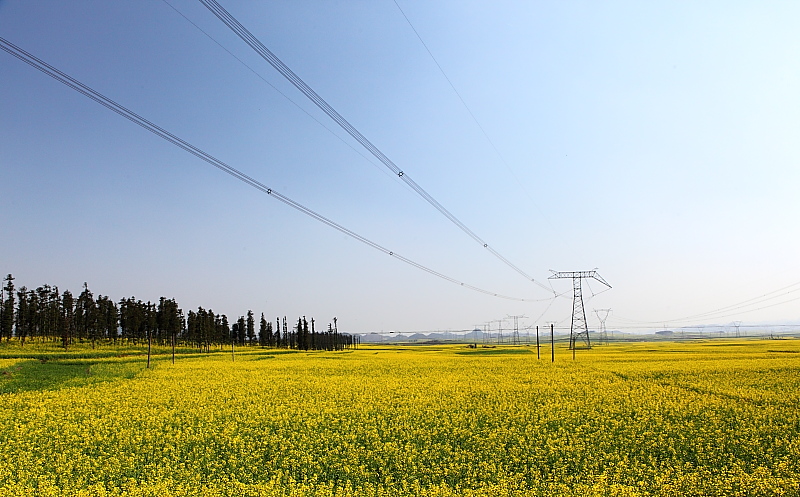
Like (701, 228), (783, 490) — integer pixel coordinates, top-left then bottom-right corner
(549, 270), (611, 349)
(593, 308), (612, 345)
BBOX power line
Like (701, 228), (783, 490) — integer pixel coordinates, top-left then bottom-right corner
(0, 35), (552, 304)
(391, 0), (558, 234)
(159, 0), (399, 186)
(197, 0), (554, 294)
(614, 280), (800, 325)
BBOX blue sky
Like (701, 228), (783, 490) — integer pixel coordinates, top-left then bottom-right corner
(1, 0), (799, 333)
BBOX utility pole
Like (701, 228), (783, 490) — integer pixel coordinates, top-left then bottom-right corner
(548, 270), (611, 350)
(536, 325), (540, 359)
(550, 323), (554, 362)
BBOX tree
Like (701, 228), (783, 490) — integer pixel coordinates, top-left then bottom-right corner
(75, 282), (96, 345)
(97, 296), (118, 343)
(15, 286), (29, 345)
(236, 316), (246, 345)
(220, 314), (230, 346)
(0, 274), (13, 341)
(61, 290), (74, 349)
(295, 317), (303, 350)
(259, 313), (268, 347)
(157, 297), (180, 348)
(246, 310), (255, 345)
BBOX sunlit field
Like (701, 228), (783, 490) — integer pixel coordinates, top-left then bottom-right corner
(1, 340), (799, 496)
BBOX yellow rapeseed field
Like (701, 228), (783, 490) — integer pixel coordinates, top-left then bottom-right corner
(1, 340), (799, 496)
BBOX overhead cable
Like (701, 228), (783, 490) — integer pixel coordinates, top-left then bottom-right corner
(197, 0), (554, 294)
(0, 35), (553, 304)
(391, 0), (558, 233)
(159, 0), (397, 184)
(614, 280), (800, 325)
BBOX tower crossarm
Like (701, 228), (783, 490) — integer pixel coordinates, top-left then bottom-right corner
(548, 270), (612, 288)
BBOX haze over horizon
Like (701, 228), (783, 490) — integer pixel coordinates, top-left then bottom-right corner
(2, 1), (799, 334)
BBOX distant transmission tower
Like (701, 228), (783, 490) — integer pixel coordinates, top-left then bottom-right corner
(733, 321), (742, 338)
(507, 315), (526, 345)
(549, 270), (611, 349)
(594, 308), (612, 344)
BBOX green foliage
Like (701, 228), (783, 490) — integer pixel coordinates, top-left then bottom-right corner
(0, 357), (144, 394)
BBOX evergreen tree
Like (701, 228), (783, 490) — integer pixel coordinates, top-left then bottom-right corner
(246, 310), (255, 345)
(204, 309), (215, 352)
(97, 295), (118, 342)
(231, 322), (239, 346)
(220, 315), (230, 346)
(46, 285), (60, 342)
(295, 317), (303, 350)
(185, 309), (197, 346)
(61, 290), (74, 349)
(15, 286), (29, 345)
(302, 316), (310, 351)
(35, 285), (50, 340)
(156, 297), (180, 346)
(236, 316), (246, 345)
(0, 274), (13, 341)
(26, 288), (39, 342)
(259, 313), (268, 347)
(75, 282), (96, 344)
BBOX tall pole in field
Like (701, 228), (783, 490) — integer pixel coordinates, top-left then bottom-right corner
(536, 325), (540, 359)
(550, 323), (554, 363)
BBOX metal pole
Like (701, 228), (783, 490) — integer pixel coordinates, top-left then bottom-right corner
(536, 325), (540, 360)
(550, 324), (554, 363)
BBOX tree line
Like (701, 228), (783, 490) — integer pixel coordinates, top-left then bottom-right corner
(0, 274), (357, 351)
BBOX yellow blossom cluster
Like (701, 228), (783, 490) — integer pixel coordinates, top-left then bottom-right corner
(1, 340), (799, 496)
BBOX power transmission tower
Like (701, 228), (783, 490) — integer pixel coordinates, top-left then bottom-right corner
(733, 321), (742, 338)
(507, 315), (526, 346)
(549, 270), (611, 349)
(593, 309), (611, 345)
(495, 319), (505, 345)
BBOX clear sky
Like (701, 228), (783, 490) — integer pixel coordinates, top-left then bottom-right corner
(2, 0), (799, 334)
